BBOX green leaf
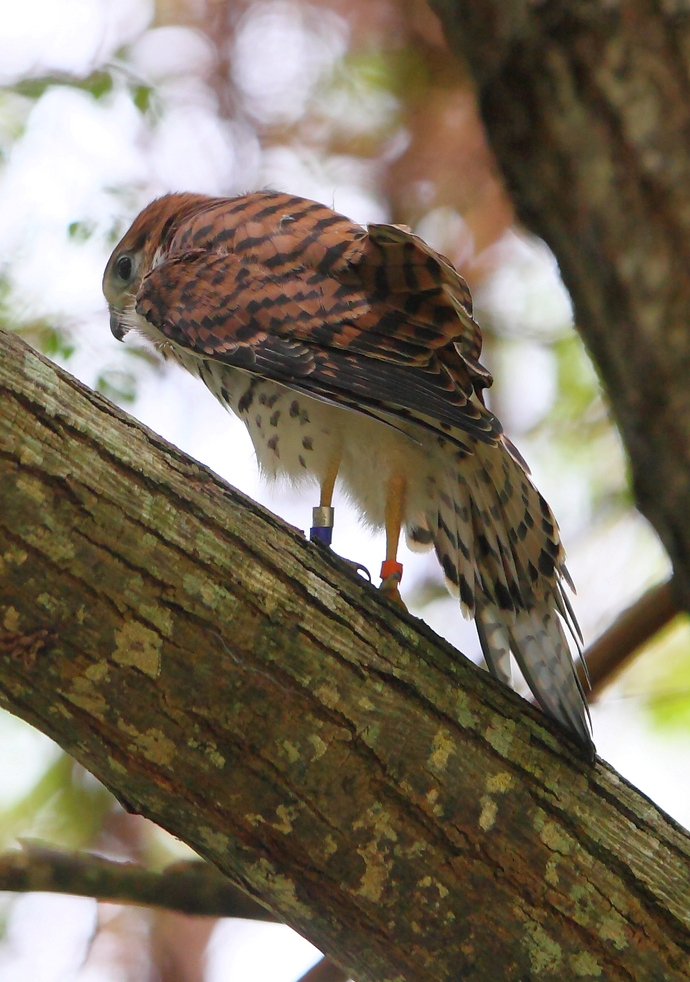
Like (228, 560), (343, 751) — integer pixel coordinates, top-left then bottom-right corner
(83, 71), (113, 100)
(132, 84), (152, 114)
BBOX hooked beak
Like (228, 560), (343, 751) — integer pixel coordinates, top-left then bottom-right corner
(110, 311), (130, 342)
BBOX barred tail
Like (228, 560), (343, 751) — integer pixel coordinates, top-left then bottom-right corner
(422, 434), (594, 757)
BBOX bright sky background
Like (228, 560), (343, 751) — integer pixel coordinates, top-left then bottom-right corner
(1, 1), (690, 980)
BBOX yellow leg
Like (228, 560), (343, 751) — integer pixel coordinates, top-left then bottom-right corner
(380, 473), (407, 609)
(320, 448), (341, 508)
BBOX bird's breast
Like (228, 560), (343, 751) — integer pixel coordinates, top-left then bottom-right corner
(186, 354), (443, 529)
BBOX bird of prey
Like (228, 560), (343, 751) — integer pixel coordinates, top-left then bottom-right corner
(103, 190), (593, 756)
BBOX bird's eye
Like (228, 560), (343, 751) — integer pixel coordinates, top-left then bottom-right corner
(115, 255), (133, 282)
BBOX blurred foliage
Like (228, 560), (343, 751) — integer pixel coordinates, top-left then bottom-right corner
(96, 367), (139, 403)
(67, 220), (95, 242)
(0, 272), (77, 360)
(631, 617), (690, 732)
(14, 323), (76, 361)
(11, 70), (114, 102)
(6, 66), (154, 117)
(0, 754), (113, 853)
(132, 81), (153, 113)
(552, 333), (603, 424)
(542, 334), (632, 516)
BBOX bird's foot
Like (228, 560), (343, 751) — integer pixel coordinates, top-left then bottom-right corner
(379, 560), (408, 610)
(309, 508), (372, 580)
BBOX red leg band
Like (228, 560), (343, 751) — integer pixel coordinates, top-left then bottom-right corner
(380, 559), (403, 583)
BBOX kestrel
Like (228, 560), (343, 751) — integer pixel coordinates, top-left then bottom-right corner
(103, 191), (593, 756)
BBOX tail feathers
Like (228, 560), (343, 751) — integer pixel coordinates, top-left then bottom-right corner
(476, 600), (592, 755)
(476, 606), (512, 685)
(436, 467), (481, 618)
(554, 578), (584, 649)
(406, 522), (435, 552)
(425, 434), (594, 756)
(507, 604), (593, 756)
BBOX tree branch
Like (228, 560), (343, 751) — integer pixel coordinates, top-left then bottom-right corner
(0, 843), (346, 982)
(296, 958), (349, 982)
(1, 328), (689, 980)
(0, 843), (276, 920)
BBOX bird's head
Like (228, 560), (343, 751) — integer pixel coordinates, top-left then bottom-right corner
(103, 192), (212, 342)
(103, 245), (144, 341)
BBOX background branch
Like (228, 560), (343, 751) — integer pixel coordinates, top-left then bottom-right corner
(0, 843), (347, 982)
(0, 843), (276, 920)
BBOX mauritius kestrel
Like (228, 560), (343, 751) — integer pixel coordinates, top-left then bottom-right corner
(103, 190), (593, 755)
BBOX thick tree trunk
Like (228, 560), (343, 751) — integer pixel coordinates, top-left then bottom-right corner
(432, 0), (690, 612)
(2, 329), (690, 979)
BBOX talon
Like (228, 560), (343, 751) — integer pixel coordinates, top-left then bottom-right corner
(309, 527), (372, 581)
(310, 498), (371, 580)
(343, 559), (372, 581)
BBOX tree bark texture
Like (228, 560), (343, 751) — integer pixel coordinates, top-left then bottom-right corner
(432, 0), (690, 614)
(2, 332), (690, 978)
